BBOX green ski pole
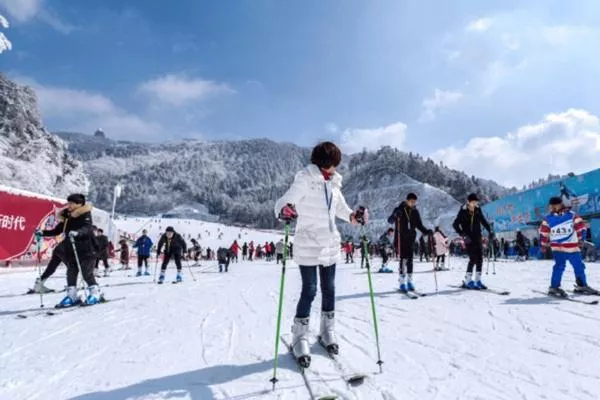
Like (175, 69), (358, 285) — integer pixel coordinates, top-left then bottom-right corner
(361, 225), (384, 373)
(270, 221), (290, 390)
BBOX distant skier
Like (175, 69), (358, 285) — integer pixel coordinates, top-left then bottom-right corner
(433, 227), (449, 271)
(359, 236), (369, 268)
(133, 229), (153, 277)
(242, 242), (248, 261)
(156, 227), (187, 284)
(453, 193), (493, 289)
(275, 141), (365, 367)
(388, 193), (432, 292)
(248, 241), (254, 261)
(36, 194), (105, 307)
(117, 238), (130, 270)
(419, 235), (429, 262)
(539, 197), (598, 296)
(515, 230), (528, 261)
(230, 240), (240, 263)
(217, 247), (231, 272)
(343, 240), (354, 264)
(94, 228), (110, 277)
(377, 228), (394, 273)
(275, 239), (285, 264)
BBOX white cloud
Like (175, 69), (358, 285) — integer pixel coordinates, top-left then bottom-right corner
(0, 0), (74, 33)
(138, 74), (235, 106)
(432, 109), (600, 187)
(418, 89), (463, 122)
(14, 76), (166, 140)
(466, 17), (493, 32)
(325, 123), (339, 133)
(0, 12), (10, 54)
(339, 122), (407, 154)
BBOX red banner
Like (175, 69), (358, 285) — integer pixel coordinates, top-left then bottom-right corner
(0, 189), (65, 261)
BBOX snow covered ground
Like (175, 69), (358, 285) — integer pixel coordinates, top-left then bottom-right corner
(1, 255), (600, 400)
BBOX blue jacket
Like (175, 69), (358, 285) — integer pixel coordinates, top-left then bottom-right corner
(133, 235), (153, 257)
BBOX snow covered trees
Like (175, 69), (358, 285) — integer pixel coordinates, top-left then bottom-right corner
(0, 13), (12, 54)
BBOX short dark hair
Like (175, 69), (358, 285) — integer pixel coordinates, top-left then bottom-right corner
(311, 141), (342, 169)
(467, 193), (479, 202)
(67, 193), (86, 205)
(549, 196), (563, 205)
(406, 193), (418, 201)
(166, 226), (175, 232)
(387, 228), (394, 233)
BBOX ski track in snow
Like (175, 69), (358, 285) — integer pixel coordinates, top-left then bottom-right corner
(1, 250), (600, 400)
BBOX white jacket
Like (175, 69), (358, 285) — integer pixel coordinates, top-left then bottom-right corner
(274, 164), (353, 267)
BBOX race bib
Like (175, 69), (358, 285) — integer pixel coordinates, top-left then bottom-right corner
(549, 220), (575, 242)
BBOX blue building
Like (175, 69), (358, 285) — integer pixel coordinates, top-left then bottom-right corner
(482, 168), (600, 251)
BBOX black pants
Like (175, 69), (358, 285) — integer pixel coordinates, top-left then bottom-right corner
(276, 253), (283, 264)
(41, 252), (62, 281)
(380, 249), (389, 265)
(419, 250), (429, 262)
(345, 253), (353, 263)
(361, 253), (367, 268)
(138, 255), (149, 268)
(95, 256), (109, 270)
(67, 256), (97, 287)
(399, 254), (414, 275)
(436, 255), (445, 266)
(466, 240), (483, 273)
(161, 253), (183, 272)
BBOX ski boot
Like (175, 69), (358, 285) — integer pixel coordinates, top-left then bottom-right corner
(548, 286), (568, 298)
(399, 282), (408, 292)
(136, 269), (143, 277)
(573, 285), (600, 295)
(474, 273), (487, 290)
(85, 285), (104, 305)
(158, 273), (165, 284)
(292, 317), (311, 368)
(56, 286), (81, 308)
(407, 280), (416, 292)
(319, 311), (339, 355)
(175, 273), (183, 283)
(103, 269), (110, 278)
(144, 269), (151, 276)
(32, 277), (53, 294)
(461, 280), (477, 289)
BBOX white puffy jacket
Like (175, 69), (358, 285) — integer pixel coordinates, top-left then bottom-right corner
(274, 164), (353, 267)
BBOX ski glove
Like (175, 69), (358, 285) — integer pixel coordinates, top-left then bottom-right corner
(279, 204), (298, 221)
(68, 231), (79, 238)
(463, 236), (472, 245)
(352, 206), (369, 225)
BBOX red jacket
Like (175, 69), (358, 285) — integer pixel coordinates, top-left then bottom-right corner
(231, 242), (240, 254)
(344, 242), (353, 254)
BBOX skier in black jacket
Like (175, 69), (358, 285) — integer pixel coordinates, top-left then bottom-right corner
(453, 193), (493, 289)
(94, 228), (110, 277)
(156, 226), (187, 284)
(388, 193), (432, 292)
(37, 193), (104, 307)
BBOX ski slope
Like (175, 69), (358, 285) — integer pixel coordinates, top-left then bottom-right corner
(1, 257), (600, 400)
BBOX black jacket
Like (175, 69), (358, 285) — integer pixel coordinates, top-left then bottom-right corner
(95, 234), (109, 258)
(42, 204), (97, 259)
(157, 232), (187, 256)
(217, 247), (231, 264)
(388, 202), (431, 256)
(452, 204), (492, 240)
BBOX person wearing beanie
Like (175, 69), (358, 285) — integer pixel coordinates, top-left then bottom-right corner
(539, 196), (598, 297)
(452, 193), (493, 289)
(35, 193), (106, 307)
(387, 193), (432, 292)
(156, 226), (187, 284)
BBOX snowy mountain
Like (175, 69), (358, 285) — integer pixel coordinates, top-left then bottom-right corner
(54, 132), (509, 234)
(0, 74), (88, 197)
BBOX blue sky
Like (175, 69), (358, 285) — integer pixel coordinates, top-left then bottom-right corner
(1, 0), (600, 186)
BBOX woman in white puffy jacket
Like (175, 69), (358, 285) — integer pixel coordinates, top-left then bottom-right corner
(275, 141), (360, 367)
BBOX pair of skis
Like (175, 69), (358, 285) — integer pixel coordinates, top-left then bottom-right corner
(532, 290), (599, 305)
(449, 284), (511, 296)
(16, 297), (125, 319)
(398, 289), (427, 299)
(280, 334), (366, 400)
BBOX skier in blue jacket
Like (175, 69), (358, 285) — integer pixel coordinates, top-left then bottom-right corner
(133, 229), (153, 277)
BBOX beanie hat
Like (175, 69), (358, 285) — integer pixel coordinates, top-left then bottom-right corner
(467, 193), (479, 202)
(67, 193), (86, 205)
(166, 226), (175, 232)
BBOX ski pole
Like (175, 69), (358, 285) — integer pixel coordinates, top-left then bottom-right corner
(35, 233), (45, 308)
(429, 234), (438, 293)
(153, 256), (159, 283)
(270, 221), (290, 391)
(69, 235), (86, 292)
(362, 225), (384, 373)
(492, 237), (497, 275)
(186, 258), (197, 282)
